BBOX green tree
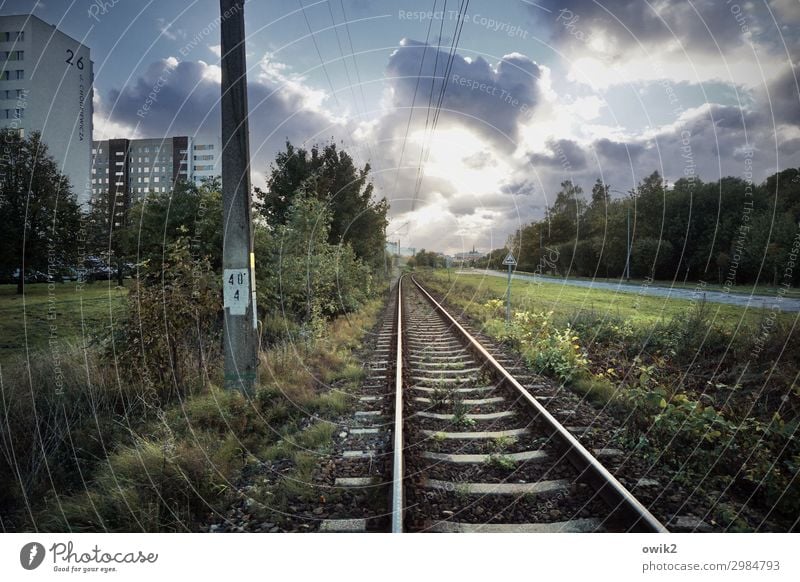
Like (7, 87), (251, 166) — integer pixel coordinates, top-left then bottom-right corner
(115, 236), (220, 397)
(256, 192), (371, 332)
(0, 130), (81, 294)
(256, 141), (388, 272)
(547, 180), (586, 243)
(127, 179), (223, 270)
(86, 192), (131, 286)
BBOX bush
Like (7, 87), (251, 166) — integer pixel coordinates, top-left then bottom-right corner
(481, 301), (591, 383)
(114, 237), (221, 400)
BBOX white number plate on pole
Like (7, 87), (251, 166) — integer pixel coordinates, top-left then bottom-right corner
(223, 268), (250, 315)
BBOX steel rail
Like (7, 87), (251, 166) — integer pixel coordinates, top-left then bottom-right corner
(410, 275), (668, 533)
(391, 277), (404, 533)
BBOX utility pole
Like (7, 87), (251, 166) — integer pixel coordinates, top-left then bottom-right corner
(220, 0), (258, 396)
(625, 206), (631, 281)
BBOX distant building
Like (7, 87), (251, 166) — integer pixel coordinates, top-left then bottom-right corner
(0, 14), (93, 204)
(453, 246), (485, 265)
(90, 136), (220, 228)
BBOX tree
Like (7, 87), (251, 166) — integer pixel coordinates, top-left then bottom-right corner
(86, 192), (131, 286)
(0, 130), (81, 294)
(411, 249), (444, 268)
(256, 192), (371, 329)
(547, 180), (586, 243)
(256, 141), (388, 272)
(126, 179), (223, 270)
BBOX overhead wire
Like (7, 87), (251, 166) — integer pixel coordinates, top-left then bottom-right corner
(388, 0), (440, 204)
(410, 0), (470, 211)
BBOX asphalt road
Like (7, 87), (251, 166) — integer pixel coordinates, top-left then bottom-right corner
(459, 270), (800, 313)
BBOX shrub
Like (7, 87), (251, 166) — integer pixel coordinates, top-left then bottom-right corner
(113, 236), (221, 400)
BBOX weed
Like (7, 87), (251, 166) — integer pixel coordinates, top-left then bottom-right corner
(451, 396), (476, 428)
(486, 453), (517, 471)
(492, 435), (517, 452)
(430, 384), (452, 410)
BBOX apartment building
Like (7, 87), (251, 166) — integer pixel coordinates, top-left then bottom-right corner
(91, 136), (220, 227)
(0, 14), (93, 203)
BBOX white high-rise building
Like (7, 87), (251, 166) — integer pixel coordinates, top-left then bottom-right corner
(190, 138), (221, 186)
(90, 136), (220, 227)
(0, 14), (93, 204)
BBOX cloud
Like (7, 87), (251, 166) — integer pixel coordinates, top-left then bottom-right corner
(96, 30), (799, 256)
(156, 17), (184, 41)
(529, 139), (587, 171)
(532, 0), (795, 89)
(593, 138), (645, 164)
(766, 63), (800, 126)
(384, 39), (545, 147)
(97, 54), (349, 187)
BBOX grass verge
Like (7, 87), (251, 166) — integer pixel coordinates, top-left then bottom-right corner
(0, 289), (386, 532)
(420, 269), (800, 531)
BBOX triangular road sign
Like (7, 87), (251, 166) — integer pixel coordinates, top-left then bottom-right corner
(502, 252), (517, 266)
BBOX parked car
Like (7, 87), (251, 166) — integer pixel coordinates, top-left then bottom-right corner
(88, 265), (115, 281)
(25, 270), (50, 283)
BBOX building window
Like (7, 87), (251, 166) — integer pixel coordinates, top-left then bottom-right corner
(115, 151), (124, 156)
(1, 50), (24, 60)
(2, 31), (24, 42)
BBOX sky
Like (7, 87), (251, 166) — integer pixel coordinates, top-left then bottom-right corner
(1, 0), (798, 254)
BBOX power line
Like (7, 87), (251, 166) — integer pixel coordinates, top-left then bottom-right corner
(338, 0), (370, 128)
(326, 0), (385, 195)
(410, 0), (470, 211)
(410, 1), (450, 210)
(296, 0), (375, 189)
(389, 0), (440, 204)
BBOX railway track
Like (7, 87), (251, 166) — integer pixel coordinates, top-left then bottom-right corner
(320, 276), (667, 533)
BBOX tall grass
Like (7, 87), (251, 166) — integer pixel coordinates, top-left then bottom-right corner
(0, 290), (386, 532)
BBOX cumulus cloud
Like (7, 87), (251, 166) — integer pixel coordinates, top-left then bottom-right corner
(385, 39), (544, 147)
(96, 25), (799, 255)
(766, 63), (800, 126)
(593, 138), (645, 164)
(531, 0), (794, 89)
(95, 53), (350, 187)
(529, 139), (588, 171)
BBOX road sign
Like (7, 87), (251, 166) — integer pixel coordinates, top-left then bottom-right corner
(503, 252), (516, 324)
(502, 252), (517, 266)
